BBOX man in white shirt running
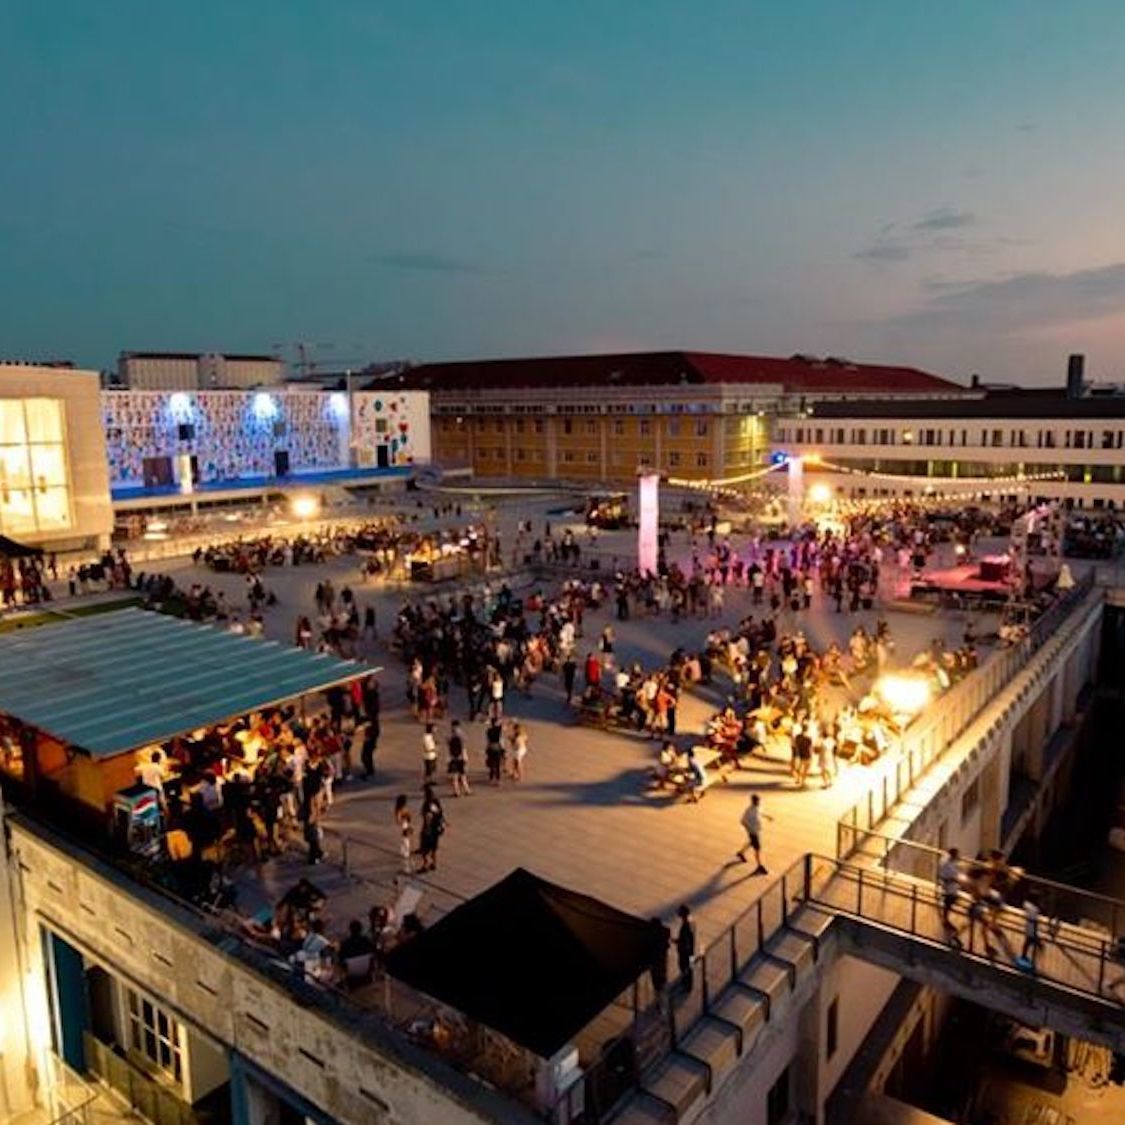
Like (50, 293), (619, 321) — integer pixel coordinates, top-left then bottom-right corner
(736, 794), (772, 874)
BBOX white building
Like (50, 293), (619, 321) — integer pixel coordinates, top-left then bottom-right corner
(0, 363), (113, 550)
(772, 387), (1125, 510)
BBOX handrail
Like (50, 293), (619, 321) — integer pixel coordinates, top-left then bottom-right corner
(806, 852), (1123, 1004)
(836, 573), (1100, 854)
(840, 825), (1125, 914)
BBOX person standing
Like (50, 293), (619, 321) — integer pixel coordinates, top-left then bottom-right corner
(418, 784), (445, 872)
(1019, 895), (1042, 970)
(448, 720), (471, 797)
(562, 654), (577, 706)
(421, 723), (438, 783)
(509, 722), (529, 781)
(675, 905), (696, 993)
(485, 717), (505, 786)
(394, 794), (413, 874)
(736, 794), (771, 874)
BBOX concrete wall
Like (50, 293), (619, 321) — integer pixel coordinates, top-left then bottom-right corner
(5, 817), (510, 1125)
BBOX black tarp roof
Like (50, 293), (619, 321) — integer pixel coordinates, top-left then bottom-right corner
(384, 868), (665, 1057)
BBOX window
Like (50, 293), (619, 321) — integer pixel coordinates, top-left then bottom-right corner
(585, 420), (597, 435)
(534, 419), (544, 434)
(639, 420), (652, 436)
(515, 419), (524, 433)
(767, 1067), (790, 1125)
(515, 449), (525, 461)
(563, 419), (573, 435)
(586, 451), (599, 463)
(668, 419), (681, 437)
(695, 419), (709, 437)
(494, 420), (504, 434)
(562, 451), (575, 463)
(826, 997), (839, 1060)
(668, 451), (681, 467)
(0, 399), (72, 535)
(125, 987), (183, 1088)
(695, 452), (708, 467)
(613, 420), (625, 436)
(961, 777), (980, 823)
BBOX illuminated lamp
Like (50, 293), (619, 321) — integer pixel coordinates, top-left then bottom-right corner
(253, 392), (278, 420)
(876, 673), (931, 719)
(329, 392), (349, 419)
(290, 494), (320, 520)
(808, 482), (832, 505)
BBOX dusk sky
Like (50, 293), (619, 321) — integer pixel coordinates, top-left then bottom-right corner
(4, 2), (1125, 383)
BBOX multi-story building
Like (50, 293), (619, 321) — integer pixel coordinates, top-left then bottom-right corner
(0, 363), (113, 551)
(772, 357), (1125, 511)
(118, 352), (287, 391)
(398, 351), (965, 483)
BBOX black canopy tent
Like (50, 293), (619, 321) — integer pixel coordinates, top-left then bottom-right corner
(0, 534), (42, 558)
(385, 868), (665, 1058)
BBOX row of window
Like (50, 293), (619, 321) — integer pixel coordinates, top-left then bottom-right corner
(471, 447), (713, 468)
(778, 423), (1125, 450)
(437, 417), (712, 437)
(833, 458), (1125, 484)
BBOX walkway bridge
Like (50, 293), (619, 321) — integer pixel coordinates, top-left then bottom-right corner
(586, 843), (1125, 1125)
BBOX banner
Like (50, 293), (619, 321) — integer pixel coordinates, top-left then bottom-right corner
(638, 473), (659, 574)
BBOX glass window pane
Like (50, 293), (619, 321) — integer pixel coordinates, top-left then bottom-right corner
(0, 446), (32, 491)
(0, 488), (36, 533)
(29, 445), (67, 488)
(0, 402), (26, 445)
(24, 399), (62, 443)
(35, 488), (71, 530)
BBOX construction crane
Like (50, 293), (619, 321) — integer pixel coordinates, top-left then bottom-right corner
(273, 342), (372, 376)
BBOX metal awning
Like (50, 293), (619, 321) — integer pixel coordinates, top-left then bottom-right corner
(0, 607), (372, 759)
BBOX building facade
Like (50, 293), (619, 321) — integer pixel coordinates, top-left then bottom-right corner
(772, 390), (1125, 509)
(0, 364), (113, 550)
(398, 351), (965, 484)
(118, 353), (287, 392)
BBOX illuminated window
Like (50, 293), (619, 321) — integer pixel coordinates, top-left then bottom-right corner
(0, 400), (72, 535)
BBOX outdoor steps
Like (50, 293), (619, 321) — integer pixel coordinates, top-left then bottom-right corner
(612, 1091), (677, 1124)
(641, 1053), (710, 1119)
(679, 1016), (740, 1079)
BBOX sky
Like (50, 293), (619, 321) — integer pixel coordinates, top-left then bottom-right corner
(3, 1), (1125, 384)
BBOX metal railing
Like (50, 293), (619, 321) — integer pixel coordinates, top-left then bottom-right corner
(837, 572), (1099, 854)
(805, 852), (1125, 1005)
(41, 1053), (100, 1125)
(83, 1033), (200, 1125)
(835, 827), (1124, 940)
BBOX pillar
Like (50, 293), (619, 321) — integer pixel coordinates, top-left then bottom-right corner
(788, 456), (804, 527)
(638, 473), (659, 574)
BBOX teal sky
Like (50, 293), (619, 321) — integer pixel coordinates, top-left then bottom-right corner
(4, 1), (1125, 383)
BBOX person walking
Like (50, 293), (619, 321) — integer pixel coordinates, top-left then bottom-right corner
(937, 848), (964, 942)
(418, 784), (446, 872)
(394, 794), (413, 874)
(675, 905), (696, 993)
(736, 794), (771, 874)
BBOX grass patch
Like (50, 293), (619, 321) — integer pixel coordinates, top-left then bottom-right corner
(0, 596), (144, 634)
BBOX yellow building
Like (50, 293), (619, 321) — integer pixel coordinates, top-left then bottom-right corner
(399, 351), (964, 484)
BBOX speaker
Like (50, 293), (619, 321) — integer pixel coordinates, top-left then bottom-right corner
(274, 450), (290, 477)
(273, 420), (287, 438)
(177, 423), (195, 441)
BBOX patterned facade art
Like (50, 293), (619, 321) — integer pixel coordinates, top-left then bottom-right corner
(351, 391), (432, 467)
(101, 390), (347, 487)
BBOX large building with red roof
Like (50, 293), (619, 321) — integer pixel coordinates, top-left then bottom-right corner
(396, 349), (967, 483)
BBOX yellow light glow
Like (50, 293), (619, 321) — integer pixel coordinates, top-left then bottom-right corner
(876, 673), (931, 718)
(290, 494), (320, 520)
(803, 452), (822, 465)
(808, 482), (832, 504)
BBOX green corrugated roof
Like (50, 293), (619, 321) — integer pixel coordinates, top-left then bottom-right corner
(0, 607), (370, 758)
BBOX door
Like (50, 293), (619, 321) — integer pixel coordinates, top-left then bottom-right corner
(376, 444), (390, 469)
(46, 931), (87, 1071)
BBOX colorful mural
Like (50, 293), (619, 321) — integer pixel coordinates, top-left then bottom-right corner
(101, 388), (430, 487)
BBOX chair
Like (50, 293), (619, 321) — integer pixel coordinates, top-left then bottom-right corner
(343, 952), (376, 985)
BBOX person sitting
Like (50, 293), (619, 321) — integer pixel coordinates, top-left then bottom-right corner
(338, 919), (377, 985)
(650, 741), (679, 789)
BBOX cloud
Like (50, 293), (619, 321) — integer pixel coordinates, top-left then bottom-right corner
(890, 261), (1125, 331)
(854, 244), (911, 262)
(369, 251), (483, 275)
(912, 207), (976, 231)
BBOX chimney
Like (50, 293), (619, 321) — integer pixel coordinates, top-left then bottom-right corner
(1066, 354), (1085, 399)
(970, 373), (981, 389)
